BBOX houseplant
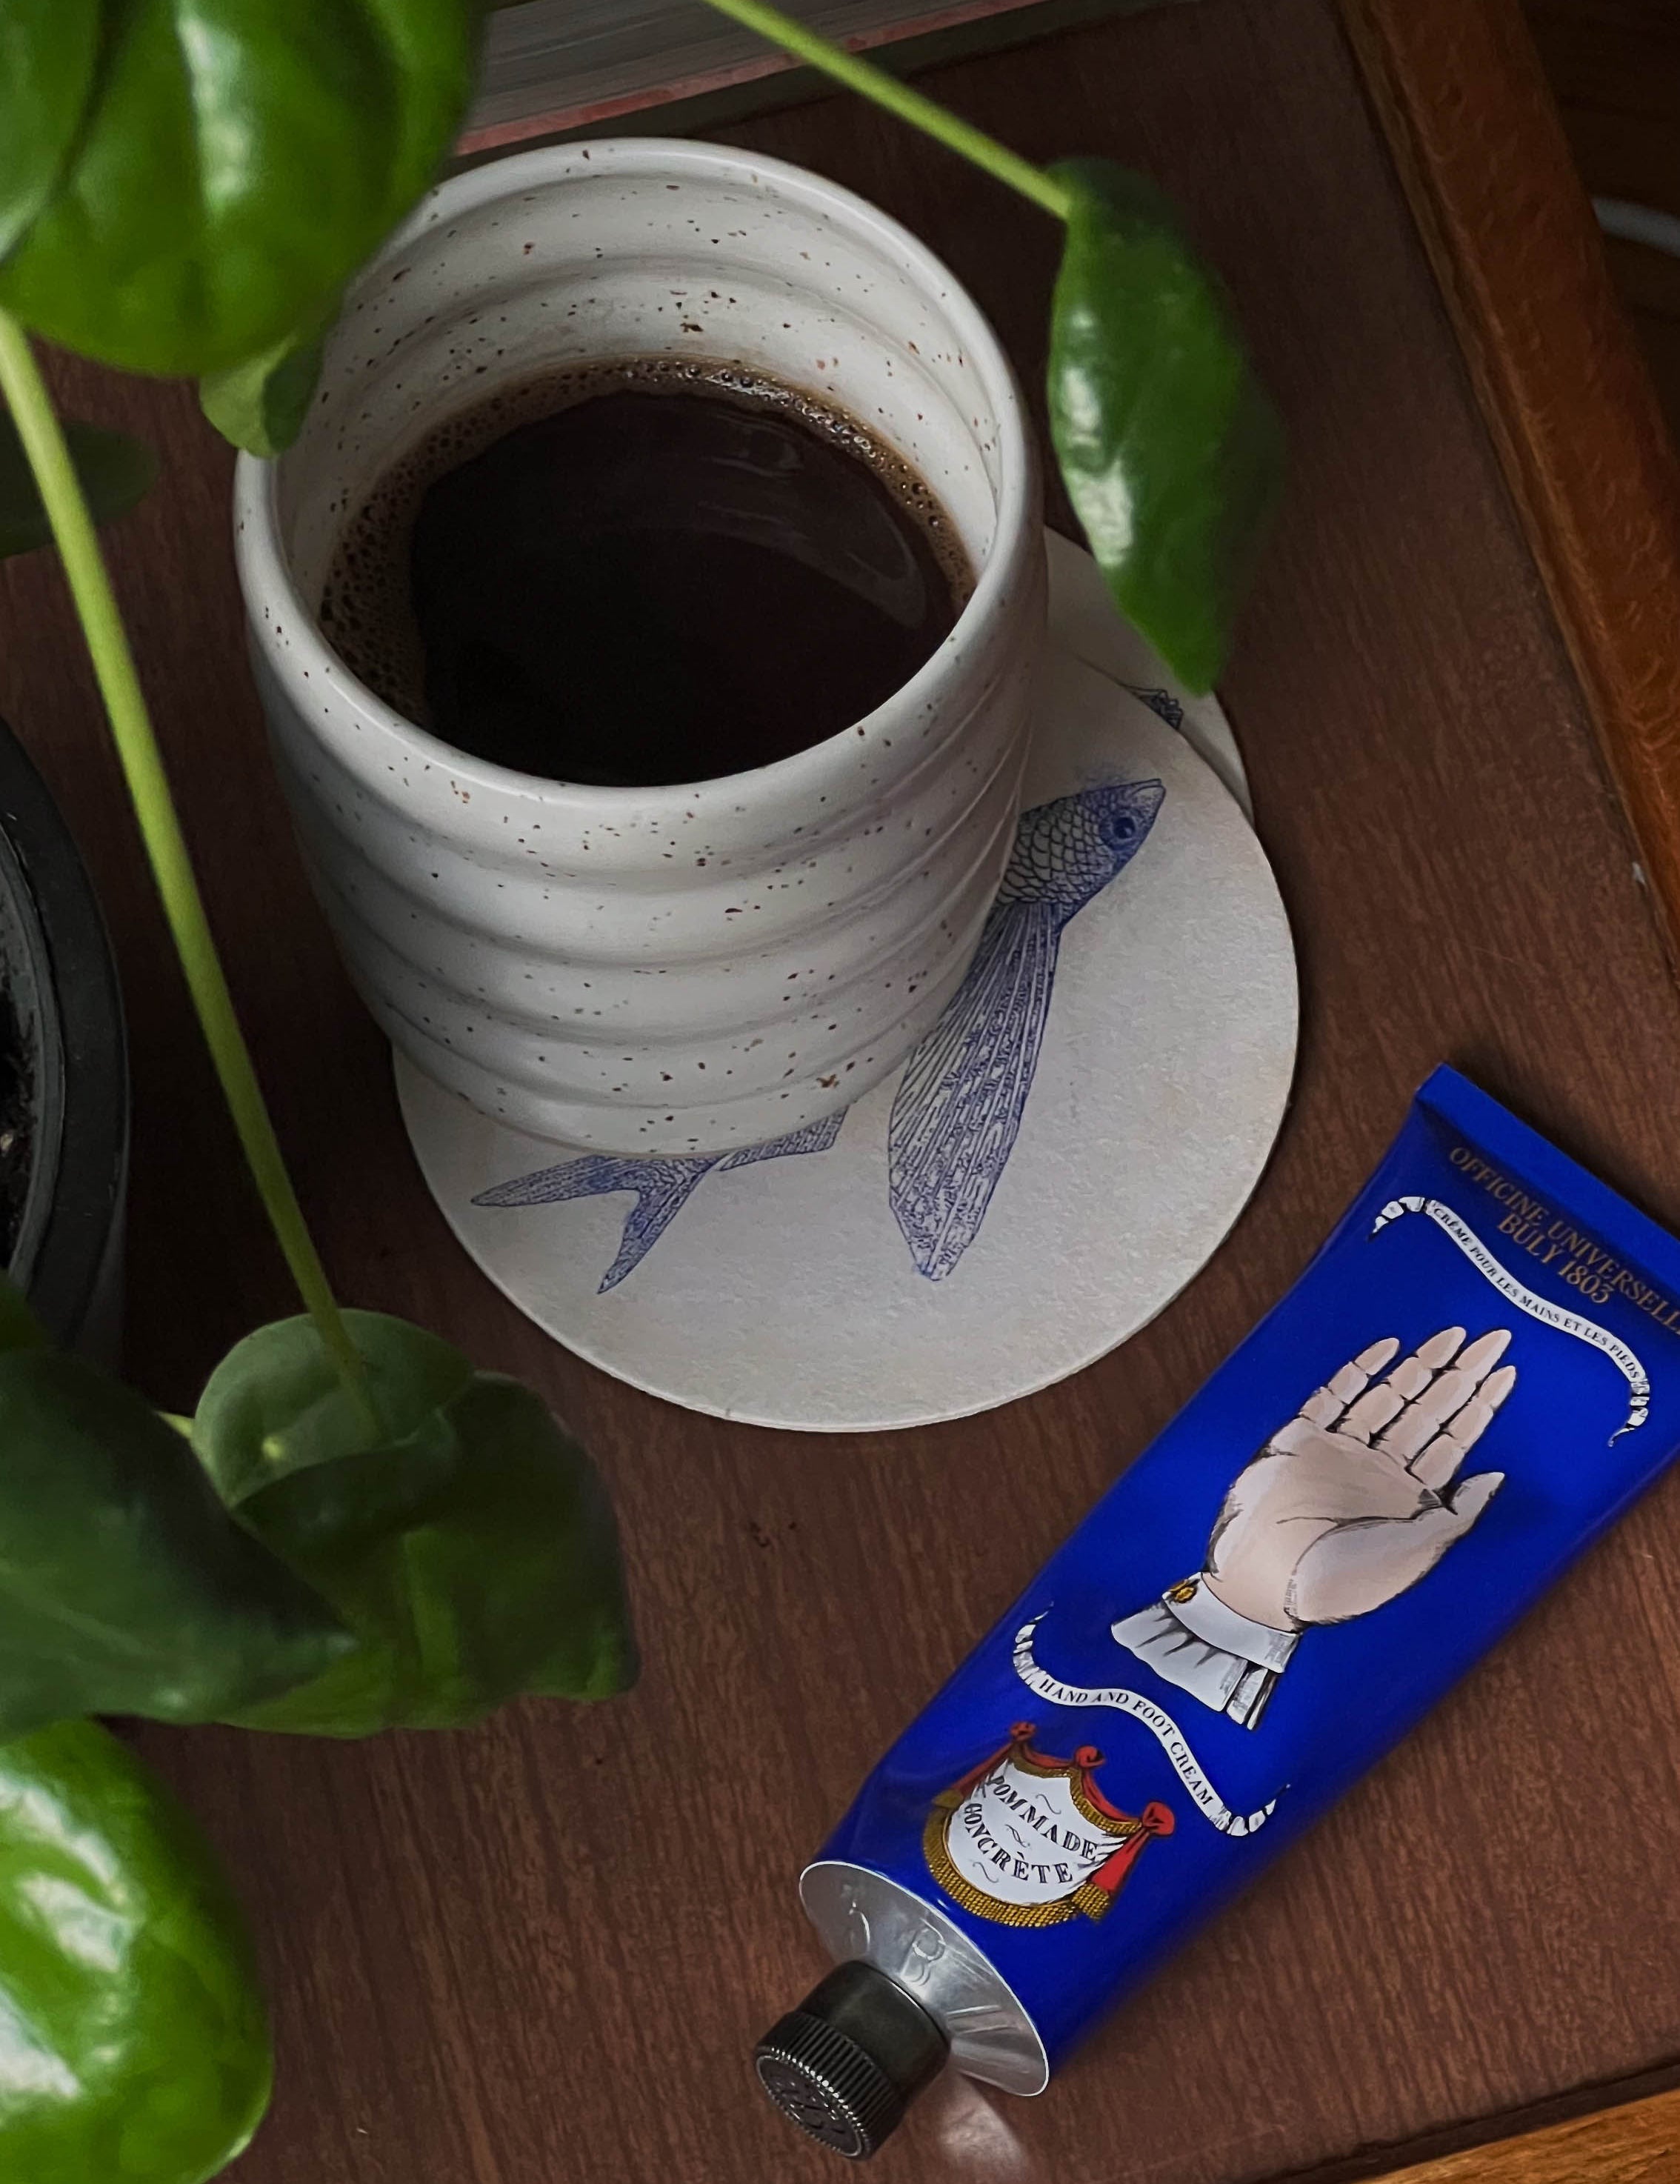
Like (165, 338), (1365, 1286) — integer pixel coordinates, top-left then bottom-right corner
(0, 3), (1282, 2177)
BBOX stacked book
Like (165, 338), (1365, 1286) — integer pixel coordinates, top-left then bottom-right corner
(465, 0), (1152, 153)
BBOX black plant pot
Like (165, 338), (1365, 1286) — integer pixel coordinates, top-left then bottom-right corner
(0, 719), (127, 1354)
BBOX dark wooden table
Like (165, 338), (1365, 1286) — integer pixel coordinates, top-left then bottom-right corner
(5, 1), (1680, 2179)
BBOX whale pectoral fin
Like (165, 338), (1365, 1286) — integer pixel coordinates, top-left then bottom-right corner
(887, 900), (1061, 1281)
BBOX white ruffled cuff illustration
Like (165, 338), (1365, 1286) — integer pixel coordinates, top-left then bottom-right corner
(1111, 1577), (1300, 1731)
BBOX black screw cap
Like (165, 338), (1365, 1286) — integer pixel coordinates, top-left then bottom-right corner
(754, 1961), (948, 2160)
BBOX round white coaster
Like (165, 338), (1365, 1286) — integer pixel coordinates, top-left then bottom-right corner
(396, 549), (1298, 1431)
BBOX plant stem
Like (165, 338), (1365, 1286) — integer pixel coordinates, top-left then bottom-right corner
(696, 0), (1072, 219)
(0, 312), (375, 1427)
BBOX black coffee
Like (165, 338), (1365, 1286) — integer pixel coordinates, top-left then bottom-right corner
(319, 361), (972, 787)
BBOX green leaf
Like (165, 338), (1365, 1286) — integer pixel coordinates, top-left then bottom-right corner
(199, 324), (327, 459)
(0, 410), (156, 559)
(0, 1719), (271, 2184)
(0, 1), (99, 264)
(1047, 159), (1283, 694)
(193, 1314), (638, 1736)
(0, 0), (481, 376)
(0, 1348), (353, 1739)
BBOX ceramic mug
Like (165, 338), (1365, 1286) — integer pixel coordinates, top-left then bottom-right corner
(236, 138), (1045, 1156)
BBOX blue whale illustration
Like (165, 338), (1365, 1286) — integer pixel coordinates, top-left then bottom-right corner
(476, 779), (1164, 1289)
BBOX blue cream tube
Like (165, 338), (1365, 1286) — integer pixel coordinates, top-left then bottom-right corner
(755, 1067), (1680, 2157)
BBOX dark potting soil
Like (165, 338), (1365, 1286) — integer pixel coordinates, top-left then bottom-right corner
(0, 987), (30, 1271)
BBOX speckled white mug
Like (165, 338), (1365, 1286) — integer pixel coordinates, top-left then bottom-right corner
(236, 139), (1044, 1154)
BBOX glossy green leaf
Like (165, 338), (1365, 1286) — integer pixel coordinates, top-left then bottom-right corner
(0, 1), (99, 264)
(0, 411), (156, 559)
(1047, 158), (1284, 694)
(194, 1313), (638, 1735)
(0, 1719), (271, 2184)
(199, 323), (327, 458)
(0, 0), (480, 376)
(0, 1348), (353, 1739)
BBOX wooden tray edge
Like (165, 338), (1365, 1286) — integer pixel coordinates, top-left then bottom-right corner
(1340, 0), (1680, 976)
(1379, 2081), (1680, 2180)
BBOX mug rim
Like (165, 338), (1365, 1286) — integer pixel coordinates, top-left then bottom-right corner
(235, 134), (1038, 810)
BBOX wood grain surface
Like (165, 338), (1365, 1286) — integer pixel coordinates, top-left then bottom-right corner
(1341, 0), (1680, 981)
(1383, 2083), (1680, 2183)
(4, 2), (1680, 2180)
